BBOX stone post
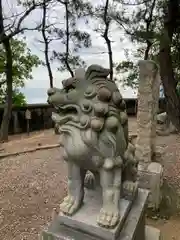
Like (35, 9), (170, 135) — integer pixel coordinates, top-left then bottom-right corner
(135, 60), (163, 210)
(135, 60), (160, 164)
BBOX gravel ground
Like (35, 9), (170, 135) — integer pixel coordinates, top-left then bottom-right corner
(0, 118), (180, 239)
(0, 148), (67, 240)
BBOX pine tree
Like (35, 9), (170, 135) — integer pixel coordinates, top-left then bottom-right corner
(51, 0), (92, 76)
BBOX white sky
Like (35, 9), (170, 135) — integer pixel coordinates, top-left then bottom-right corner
(3, 0), (138, 103)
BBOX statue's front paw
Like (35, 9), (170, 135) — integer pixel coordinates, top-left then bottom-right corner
(60, 195), (82, 216)
(97, 207), (120, 228)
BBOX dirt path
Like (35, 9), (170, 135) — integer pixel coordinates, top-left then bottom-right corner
(0, 130), (59, 155)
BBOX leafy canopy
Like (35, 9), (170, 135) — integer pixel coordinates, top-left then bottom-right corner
(0, 38), (42, 105)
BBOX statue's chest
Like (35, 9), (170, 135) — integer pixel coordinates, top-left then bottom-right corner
(64, 140), (103, 171)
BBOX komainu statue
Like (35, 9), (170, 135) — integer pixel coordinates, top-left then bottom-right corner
(47, 64), (138, 229)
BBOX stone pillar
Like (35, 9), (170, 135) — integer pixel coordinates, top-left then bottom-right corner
(135, 60), (160, 164)
(135, 60), (163, 210)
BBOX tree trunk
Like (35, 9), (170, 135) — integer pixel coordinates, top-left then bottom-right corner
(0, 0), (13, 141)
(0, 38), (13, 141)
(159, 0), (180, 131)
(105, 34), (113, 80)
(64, 0), (74, 77)
(159, 45), (180, 130)
(42, 0), (53, 88)
(103, 0), (113, 80)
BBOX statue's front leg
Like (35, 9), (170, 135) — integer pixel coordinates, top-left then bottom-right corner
(97, 163), (122, 228)
(60, 161), (86, 216)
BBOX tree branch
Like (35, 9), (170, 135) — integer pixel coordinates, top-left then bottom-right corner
(64, 0), (74, 77)
(0, 0), (51, 43)
(144, 0), (156, 60)
(42, 0), (53, 88)
(102, 0), (113, 80)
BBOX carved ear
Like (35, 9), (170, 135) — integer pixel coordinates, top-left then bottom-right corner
(85, 64), (110, 81)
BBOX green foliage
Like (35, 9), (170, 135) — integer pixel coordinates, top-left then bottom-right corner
(0, 38), (41, 103)
(12, 90), (27, 106)
(113, 0), (180, 89)
(52, 26), (91, 71)
(0, 38), (41, 88)
(53, 53), (86, 72)
(0, 89), (27, 106)
(115, 61), (138, 88)
(113, 0), (162, 87)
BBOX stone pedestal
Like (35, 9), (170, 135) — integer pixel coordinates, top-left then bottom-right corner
(138, 162), (163, 209)
(40, 189), (161, 240)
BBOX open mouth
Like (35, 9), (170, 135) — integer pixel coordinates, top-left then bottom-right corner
(54, 104), (78, 115)
(52, 104), (80, 125)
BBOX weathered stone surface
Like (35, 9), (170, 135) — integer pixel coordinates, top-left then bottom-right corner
(119, 189), (148, 240)
(47, 64), (138, 229)
(43, 64), (162, 240)
(135, 60), (160, 163)
(59, 187), (133, 240)
(41, 189), (156, 240)
(138, 162), (163, 209)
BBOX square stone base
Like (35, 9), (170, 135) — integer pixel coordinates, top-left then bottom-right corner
(40, 189), (159, 240)
(138, 162), (163, 209)
(58, 187), (133, 240)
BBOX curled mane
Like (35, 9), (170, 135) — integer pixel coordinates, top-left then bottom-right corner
(85, 64), (110, 82)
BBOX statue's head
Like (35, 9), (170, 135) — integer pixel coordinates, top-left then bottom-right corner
(47, 65), (126, 133)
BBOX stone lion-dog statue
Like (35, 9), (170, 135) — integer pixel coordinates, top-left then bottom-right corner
(47, 64), (138, 229)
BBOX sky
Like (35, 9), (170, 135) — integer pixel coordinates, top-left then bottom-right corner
(4, 0), (138, 103)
